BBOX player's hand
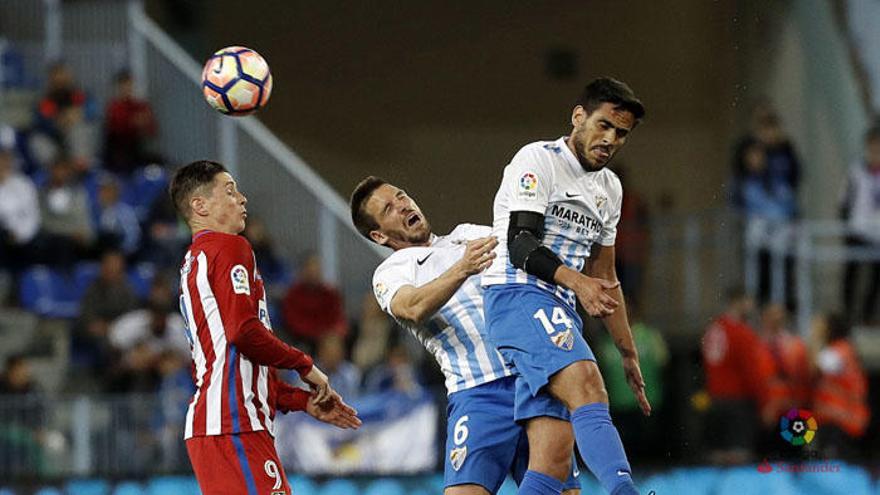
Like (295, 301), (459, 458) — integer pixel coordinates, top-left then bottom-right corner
(572, 276), (619, 317)
(622, 356), (651, 416)
(458, 236), (498, 276)
(302, 365), (332, 405)
(305, 393), (362, 430)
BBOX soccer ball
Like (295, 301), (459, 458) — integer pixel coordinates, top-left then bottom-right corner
(201, 46), (273, 116)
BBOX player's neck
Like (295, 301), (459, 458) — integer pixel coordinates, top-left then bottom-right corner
(189, 218), (237, 237)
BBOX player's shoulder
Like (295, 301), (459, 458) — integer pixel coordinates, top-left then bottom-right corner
(374, 247), (424, 278)
(197, 231), (253, 259)
(597, 168), (623, 198)
(446, 223), (491, 241)
(514, 139), (563, 159)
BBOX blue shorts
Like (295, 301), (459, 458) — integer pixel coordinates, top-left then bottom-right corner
(445, 376), (580, 492)
(484, 284), (594, 422)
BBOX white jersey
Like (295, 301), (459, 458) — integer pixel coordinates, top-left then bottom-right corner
(482, 137), (622, 309)
(372, 223), (512, 395)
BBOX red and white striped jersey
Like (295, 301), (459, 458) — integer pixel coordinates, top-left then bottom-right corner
(179, 230), (313, 439)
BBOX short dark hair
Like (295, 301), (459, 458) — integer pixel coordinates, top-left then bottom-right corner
(576, 77), (645, 121)
(169, 160), (227, 220)
(724, 285), (748, 304)
(350, 176), (388, 241)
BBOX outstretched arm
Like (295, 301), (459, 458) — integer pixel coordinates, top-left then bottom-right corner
(389, 236), (497, 324)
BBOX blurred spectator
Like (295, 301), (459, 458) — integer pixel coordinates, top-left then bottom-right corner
(364, 342), (422, 396)
(701, 287), (778, 464)
(736, 139), (797, 308)
(96, 174), (142, 256)
(138, 195), (188, 266)
(108, 275), (189, 359)
(243, 218), (289, 295)
(840, 124), (880, 324)
(0, 125), (40, 270)
(32, 156), (94, 266)
(106, 340), (159, 393)
(596, 302), (667, 458)
(733, 101), (801, 205)
(758, 303), (811, 416)
(810, 313), (870, 458)
(281, 252), (347, 345)
(614, 166), (650, 307)
(32, 62), (96, 173)
(314, 334), (361, 401)
(73, 250), (139, 373)
(103, 70), (157, 175)
(352, 293), (393, 372)
(0, 354), (36, 395)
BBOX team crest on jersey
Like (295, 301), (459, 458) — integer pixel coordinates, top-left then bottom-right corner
(450, 446), (468, 471)
(551, 329), (574, 351)
(595, 195), (608, 210)
(518, 172), (538, 200)
(230, 264), (250, 295)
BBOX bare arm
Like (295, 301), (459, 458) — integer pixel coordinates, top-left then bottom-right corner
(585, 245), (651, 415)
(390, 237), (497, 324)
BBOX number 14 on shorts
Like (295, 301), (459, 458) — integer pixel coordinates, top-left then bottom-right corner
(533, 307), (575, 351)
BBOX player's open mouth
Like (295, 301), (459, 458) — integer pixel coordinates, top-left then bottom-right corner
(592, 146), (611, 161)
(406, 213), (421, 228)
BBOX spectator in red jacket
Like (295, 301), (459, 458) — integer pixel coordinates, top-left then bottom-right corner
(103, 70), (157, 175)
(282, 252), (348, 347)
(759, 303), (811, 414)
(701, 287), (779, 464)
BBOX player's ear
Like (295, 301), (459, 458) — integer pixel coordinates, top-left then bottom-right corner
(369, 230), (388, 246)
(190, 195), (209, 218)
(571, 105), (587, 127)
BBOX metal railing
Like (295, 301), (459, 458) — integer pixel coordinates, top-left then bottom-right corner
(0, 393), (188, 479)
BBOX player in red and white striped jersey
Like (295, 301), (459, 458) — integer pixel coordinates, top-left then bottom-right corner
(170, 160), (360, 495)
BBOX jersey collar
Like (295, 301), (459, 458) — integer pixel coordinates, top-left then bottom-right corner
(557, 136), (587, 176)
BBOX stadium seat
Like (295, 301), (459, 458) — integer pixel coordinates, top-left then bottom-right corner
(363, 478), (405, 495)
(122, 165), (169, 221)
(127, 262), (156, 300)
(19, 266), (80, 318)
(315, 479), (358, 495)
(110, 482), (145, 495)
(33, 488), (62, 495)
(73, 262), (100, 293)
(65, 479), (110, 495)
(145, 476), (199, 495)
(0, 488), (17, 495)
(497, 477), (518, 495)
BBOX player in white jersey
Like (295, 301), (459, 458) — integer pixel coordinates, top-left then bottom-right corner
(483, 78), (650, 495)
(350, 177), (580, 495)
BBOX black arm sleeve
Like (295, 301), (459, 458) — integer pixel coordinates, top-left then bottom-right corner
(507, 211), (563, 284)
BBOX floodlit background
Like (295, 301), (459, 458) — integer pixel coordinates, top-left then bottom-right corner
(0, 1), (878, 493)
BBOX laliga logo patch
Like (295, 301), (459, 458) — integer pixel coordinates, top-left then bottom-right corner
(450, 446), (467, 471)
(518, 172), (539, 200)
(552, 330), (574, 351)
(230, 264), (250, 295)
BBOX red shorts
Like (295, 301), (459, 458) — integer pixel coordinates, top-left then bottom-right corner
(186, 430), (290, 495)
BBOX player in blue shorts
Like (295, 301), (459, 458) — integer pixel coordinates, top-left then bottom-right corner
(350, 177), (579, 495)
(482, 78), (651, 495)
